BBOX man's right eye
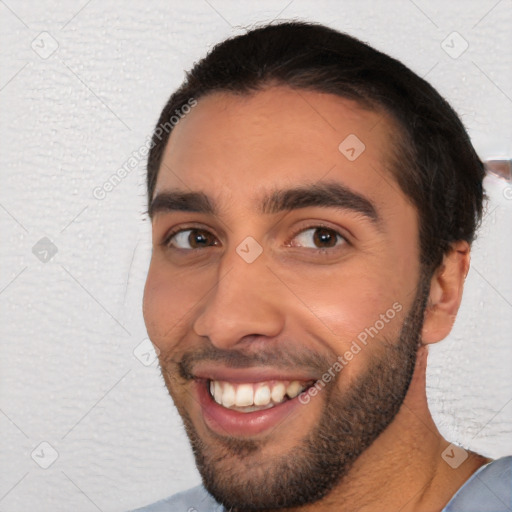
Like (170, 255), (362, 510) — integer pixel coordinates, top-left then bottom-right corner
(165, 228), (219, 250)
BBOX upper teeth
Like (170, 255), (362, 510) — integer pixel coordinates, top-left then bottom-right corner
(209, 380), (311, 411)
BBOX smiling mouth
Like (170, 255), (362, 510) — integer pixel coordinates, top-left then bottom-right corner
(207, 379), (316, 413)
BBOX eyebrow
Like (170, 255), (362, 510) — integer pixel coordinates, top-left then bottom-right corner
(149, 190), (215, 217)
(149, 181), (380, 227)
(261, 181), (380, 225)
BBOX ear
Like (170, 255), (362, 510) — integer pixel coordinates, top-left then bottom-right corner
(421, 241), (471, 345)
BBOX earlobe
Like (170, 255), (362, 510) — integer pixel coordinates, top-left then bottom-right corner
(421, 241), (470, 345)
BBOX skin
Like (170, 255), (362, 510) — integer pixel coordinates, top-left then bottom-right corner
(143, 86), (489, 511)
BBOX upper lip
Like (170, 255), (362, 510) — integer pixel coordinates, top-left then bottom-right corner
(192, 364), (319, 383)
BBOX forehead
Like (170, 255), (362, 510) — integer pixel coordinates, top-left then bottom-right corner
(154, 86), (409, 217)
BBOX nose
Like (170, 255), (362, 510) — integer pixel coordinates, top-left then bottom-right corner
(192, 251), (284, 350)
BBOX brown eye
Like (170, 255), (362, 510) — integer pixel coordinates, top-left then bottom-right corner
(167, 229), (218, 249)
(313, 228), (338, 248)
(292, 227), (345, 249)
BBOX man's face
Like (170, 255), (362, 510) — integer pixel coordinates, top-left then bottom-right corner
(143, 86), (426, 510)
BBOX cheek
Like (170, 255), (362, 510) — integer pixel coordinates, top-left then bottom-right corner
(295, 278), (405, 387)
(284, 264), (400, 341)
(143, 259), (208, 350)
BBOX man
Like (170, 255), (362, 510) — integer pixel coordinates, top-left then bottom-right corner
(136, 21), (511, 512)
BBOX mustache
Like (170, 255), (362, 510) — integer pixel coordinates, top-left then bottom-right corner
(173, 345), (336, 381)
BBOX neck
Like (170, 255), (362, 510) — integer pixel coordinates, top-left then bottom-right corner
(288, 346), (490, 512)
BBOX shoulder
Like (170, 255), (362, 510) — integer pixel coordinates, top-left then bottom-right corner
(129, 485), (223, 512)
(443, 456), (512, 511)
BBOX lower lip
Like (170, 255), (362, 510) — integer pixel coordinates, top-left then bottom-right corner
(196, 380), (311, 437)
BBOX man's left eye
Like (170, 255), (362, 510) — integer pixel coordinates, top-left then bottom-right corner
(291, 227), (346, 249)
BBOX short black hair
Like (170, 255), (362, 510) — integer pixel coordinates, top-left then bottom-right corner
(147, 21), (485, 274)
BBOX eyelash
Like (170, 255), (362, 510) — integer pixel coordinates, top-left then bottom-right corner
(286, 223), (348, 251)
(161, 224), (214, 249)
(161, 223), (349, 254)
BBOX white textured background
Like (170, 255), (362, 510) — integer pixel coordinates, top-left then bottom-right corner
(1, 1), (511, 511)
